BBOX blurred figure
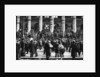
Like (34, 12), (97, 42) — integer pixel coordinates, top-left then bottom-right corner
(76, 41), (81, 57)
(58, 41), (65, 59)
(43, 40), (47, 55)
(16, 38), (21, 60)
(54, 40), (59, 58)
(49, 40), (53, 56)
(29, 38), (36, 57)
(44, 40), (50, 60)
(20, 38), (25, 56)
(80, 41), (83, 55)
(70, 39), (77, 59)
(50, 40), (55, 52)
(34, 40), (38, 57)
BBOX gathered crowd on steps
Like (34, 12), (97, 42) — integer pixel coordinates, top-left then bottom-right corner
(16, 32), (83, 60)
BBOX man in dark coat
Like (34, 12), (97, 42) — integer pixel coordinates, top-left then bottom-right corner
(54, 41), (59, 57)
(20, 39), (25, 56)
(25, 40), (28, 54)
(43, 40), (46, 55)
(29, 40), (35, 57)
(70, 40), (77, 59)
(34, 40), (38, 57)
(44, 41), (50, 60)
(76, 41), (81, 57)
(50, 40), (55, 51)
(80, 41), (83, 55)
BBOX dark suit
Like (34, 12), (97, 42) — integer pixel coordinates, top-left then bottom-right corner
(80, 42), (83, 54)
(70, 42), (77, 59)
(54, 42), (59, 57)
(34, 42), (38, 57)
(16, 42), (21, 60)
(29, 41), (35, 57)
(20, 40), (25, 56)
(76, 42), (81, 56)
(44, 42), (50, 60)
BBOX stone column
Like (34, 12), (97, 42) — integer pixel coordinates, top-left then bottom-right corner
(73, 16), (77, 33)
(16, 16), (20, 32)
(39, 16), (43, 32)
(50, 16), (54, 33)
(62, 16), (65, 37)
(27, 16), (31, 33)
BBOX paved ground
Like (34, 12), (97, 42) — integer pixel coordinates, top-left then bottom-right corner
(20, 48), (83, 60)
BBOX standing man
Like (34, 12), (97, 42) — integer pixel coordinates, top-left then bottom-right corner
(54, 40), (59, 58)
(20, 38), (25, 56)
(80, 41), (83, 55)
(70, 39), (77, 59)
(44, 40), (50, 60)
(16, 38), (21, 60)
(29, 38), (35, 57)
(34, 40), (38, 57)
(59, 42), (65, 58)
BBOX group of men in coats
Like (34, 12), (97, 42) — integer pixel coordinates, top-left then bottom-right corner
(16, 36), (83, 60)
(16, 37), (38, 59)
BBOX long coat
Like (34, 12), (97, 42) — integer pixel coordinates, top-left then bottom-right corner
(16, 42), (21, 59)
(80, 42), (83, 52)
(20, 40), (25, 56)
(70, 42), (77, 59)
(29, 41), (35, 57)
(44, 43), (50, 58)
(54, 42), (59, 53)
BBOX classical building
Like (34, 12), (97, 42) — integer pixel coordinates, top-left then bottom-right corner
(16, 16), (83, 40)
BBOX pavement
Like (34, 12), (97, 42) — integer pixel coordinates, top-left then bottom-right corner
(20, 48), (83, 60)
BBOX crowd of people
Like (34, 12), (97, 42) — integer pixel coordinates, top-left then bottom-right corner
(16, 32), (83, 60)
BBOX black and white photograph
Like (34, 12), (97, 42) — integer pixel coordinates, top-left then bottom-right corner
(5, 5), (95, 72)
(16, 16), (83, 60)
